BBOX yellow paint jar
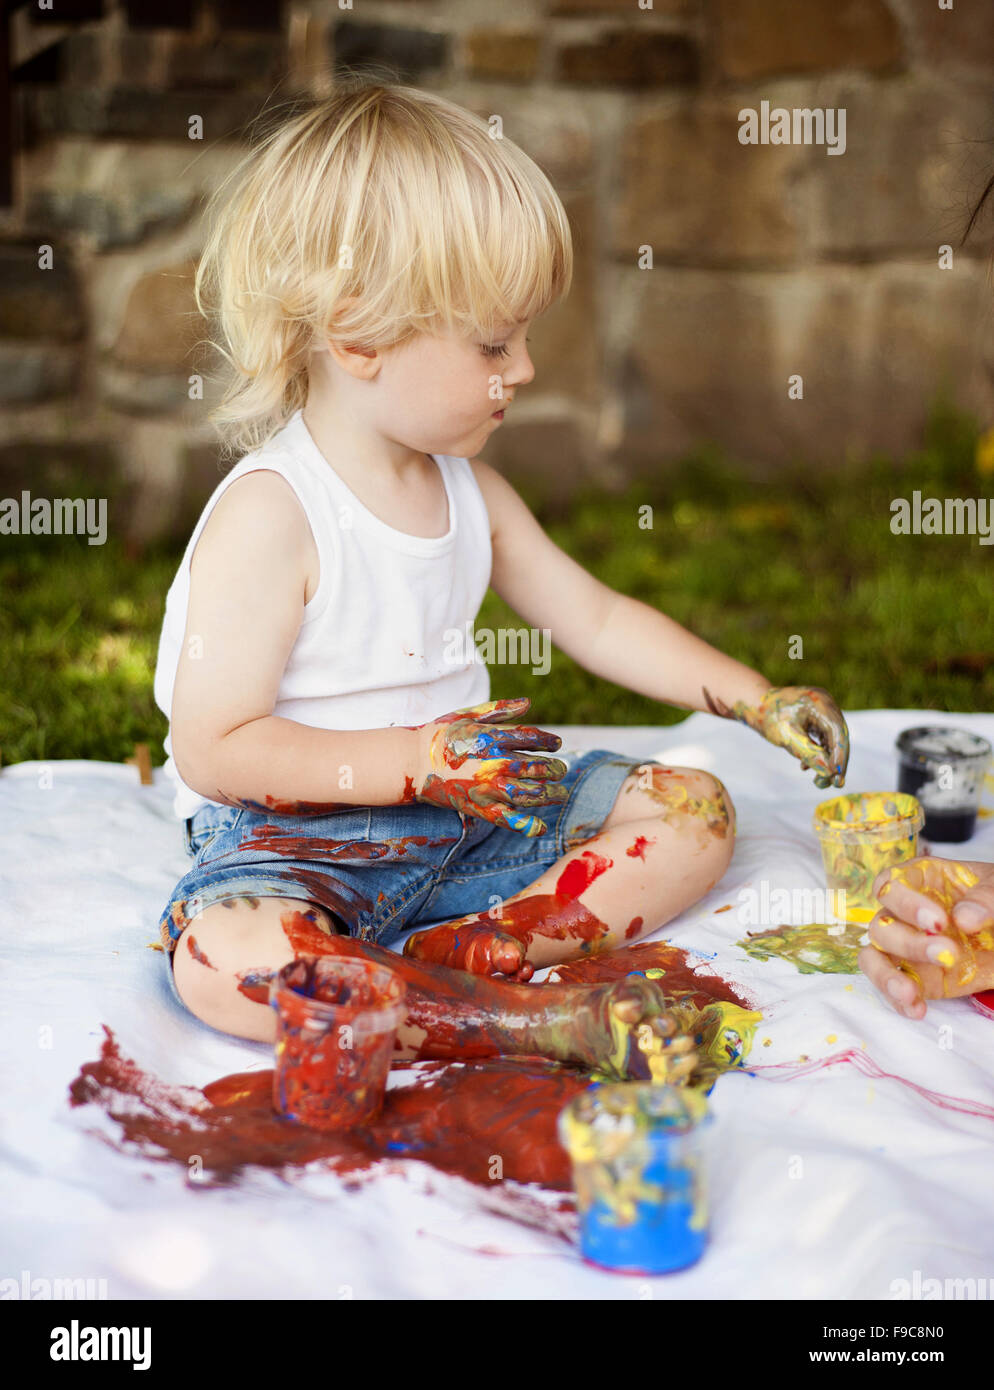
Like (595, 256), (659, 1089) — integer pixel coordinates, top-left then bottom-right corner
(812, 792), (924, 918)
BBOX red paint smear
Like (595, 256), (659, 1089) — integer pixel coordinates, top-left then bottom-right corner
(750, 1048), (994, 1121)
(714, 905), (733, 914)
(626, 835), (655, 861)
(69, 1026), (584, 1195)
(235, 827), (452, 861)
(69, 934), (753, 1210)
(555, 849), (612, 899)
(186, 934), (218, 970)
(625, 917), (643, 940)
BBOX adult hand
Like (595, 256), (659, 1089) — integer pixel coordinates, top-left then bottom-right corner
(858, 856), (994, 1019)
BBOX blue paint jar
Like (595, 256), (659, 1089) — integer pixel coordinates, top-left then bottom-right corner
(558, 1082), (711, 1275)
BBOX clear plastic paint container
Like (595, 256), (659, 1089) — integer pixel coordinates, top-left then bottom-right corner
(558, 1082), (711, 1275)
(812, 792), (924, 918)
(270, 956), (406, 1131)
(895, 726), (992, 843)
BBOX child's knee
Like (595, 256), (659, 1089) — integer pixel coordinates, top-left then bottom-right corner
(170, 895), (333, 1036)
(659, 767), (736, 841)
(697, 771), (735, 839)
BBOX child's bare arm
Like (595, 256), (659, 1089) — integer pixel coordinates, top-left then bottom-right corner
(169, 472), (567, 826)
(169, 470), (419, 811)
(472, 458), (848, 788)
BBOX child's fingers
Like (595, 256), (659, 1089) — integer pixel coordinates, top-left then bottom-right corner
(487, 802), (549, 837)
(493, 775), (570, 808)
(867, 909), (958, 968)
(857, 944), (927, 1020)
(493, 754), (568, 781)
(497, 725), (564, 753)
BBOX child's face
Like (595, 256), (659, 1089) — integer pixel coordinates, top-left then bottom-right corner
(375, 317), (535, 459)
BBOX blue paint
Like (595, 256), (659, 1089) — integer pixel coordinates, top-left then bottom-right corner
(560, 1082), (711, 1276)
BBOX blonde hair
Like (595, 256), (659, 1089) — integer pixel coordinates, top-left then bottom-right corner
(194, 76), (574, 460)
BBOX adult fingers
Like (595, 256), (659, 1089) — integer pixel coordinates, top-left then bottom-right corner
(873, 868), (951, 933)
(950, 885), (994, 936)
(867, 909), (959, 969)
(858, 943), (927, 1020)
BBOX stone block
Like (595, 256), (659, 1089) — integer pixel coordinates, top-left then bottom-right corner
(711, 0), (902, 80)
(557, 29), (699, 87)
(0, 242), (86, 340)
(614, 98), (808, 265)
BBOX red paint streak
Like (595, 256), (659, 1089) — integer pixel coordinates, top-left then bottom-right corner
(625, 916), (644, 940)
(235, 826), (450, 861)
(236, 970), (271, 1005)
(258, 795), (352, 815)
(626, 835), (655, 861)
(714, 905), (733, 914)
(750, 1048), (994, 1121)
(401, 775), (417, 803)
(186, 934), (218, 971)
(555, 850), (612, 898)
(69, 1027), (583, 1195)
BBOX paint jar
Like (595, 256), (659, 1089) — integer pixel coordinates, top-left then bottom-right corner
(812, 792), (924, 919)
(270, 956), (406, 1131)
(558, 1082), (711, 1275)
(895, 726), (992, 843)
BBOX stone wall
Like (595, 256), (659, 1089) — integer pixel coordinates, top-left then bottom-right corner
(2, 0), (993, 544)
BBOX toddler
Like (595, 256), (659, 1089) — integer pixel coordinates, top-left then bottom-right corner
(154, 80), (849, 1077)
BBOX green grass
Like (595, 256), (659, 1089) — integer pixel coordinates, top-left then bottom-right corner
(2, 401), (992, 765)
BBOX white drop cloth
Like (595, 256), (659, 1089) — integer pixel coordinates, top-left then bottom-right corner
(2, 710), (993, 1299)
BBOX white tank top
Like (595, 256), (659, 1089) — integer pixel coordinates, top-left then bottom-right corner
(153, 408), (493, 820)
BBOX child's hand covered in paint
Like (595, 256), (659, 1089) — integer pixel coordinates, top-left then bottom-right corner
(704, 684), (849, 789)
(859, 856), (994, 1018)
(410, 696), (569, 837)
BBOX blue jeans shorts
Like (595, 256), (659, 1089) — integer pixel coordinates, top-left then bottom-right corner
(157, 748), (648, 1005)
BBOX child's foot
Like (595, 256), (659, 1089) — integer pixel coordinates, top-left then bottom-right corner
(403, 919), (534, 981)
(563, 976), (697, 1083)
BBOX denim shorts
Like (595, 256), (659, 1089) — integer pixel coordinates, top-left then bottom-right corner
(157, 748), (649, 1005)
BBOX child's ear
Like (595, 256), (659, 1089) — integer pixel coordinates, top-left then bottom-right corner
(323, 336), (381, 379)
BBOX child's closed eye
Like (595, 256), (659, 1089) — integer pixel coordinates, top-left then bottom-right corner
(480, 337), (531, 359)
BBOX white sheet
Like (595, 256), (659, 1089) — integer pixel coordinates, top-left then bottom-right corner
(2, 710), (993, 1299)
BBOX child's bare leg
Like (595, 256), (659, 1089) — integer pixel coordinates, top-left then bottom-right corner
(171, 897), (696, 1080)
(404, 765), (735, 979)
